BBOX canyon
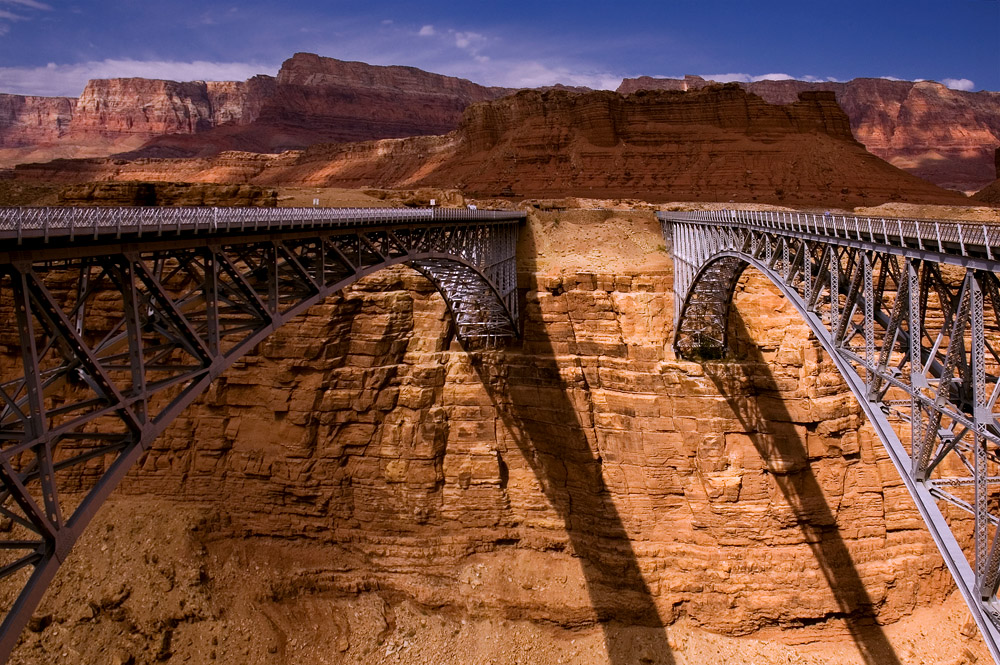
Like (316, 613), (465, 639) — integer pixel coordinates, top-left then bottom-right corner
(619, 75), (1000, 194)
(2, 54), (998, 196)
(6, 204), (991, 665)
(1, 47), (998, 665)
(7, 86), (969, 208)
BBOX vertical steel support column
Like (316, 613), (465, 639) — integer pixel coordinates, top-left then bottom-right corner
(203, 248), (221, 356)
(830, 249), (840, 335)
(972, 273), (991, 599)
(114, 257), (148, 424)
(802, 242), (812, 307)
(863, 253), (876, 394)
(782, 238), (790, 281)
(907, 260), (925, 478)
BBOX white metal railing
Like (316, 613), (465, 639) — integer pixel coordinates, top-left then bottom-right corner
(658, 209), (1000, 261)
(0, 206), (526, 244)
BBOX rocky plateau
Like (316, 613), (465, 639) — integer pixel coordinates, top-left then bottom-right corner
(619, 75), (1000, 194)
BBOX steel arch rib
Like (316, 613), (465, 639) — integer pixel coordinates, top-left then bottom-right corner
(677, 249), (1000, 659)
(0, 220), (520, 661)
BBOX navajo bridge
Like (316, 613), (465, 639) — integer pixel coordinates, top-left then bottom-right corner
(1, 205), (1000, 662)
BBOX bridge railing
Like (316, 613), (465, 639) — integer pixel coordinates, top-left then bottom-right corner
(659, 209), (1000, 261)
(0, 206), (526, 244)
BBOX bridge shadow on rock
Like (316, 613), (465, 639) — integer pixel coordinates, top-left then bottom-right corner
(470, 316), (676, 664)
(703, 308), (903, 665)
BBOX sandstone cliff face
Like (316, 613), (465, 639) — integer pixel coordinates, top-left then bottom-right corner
(56, 181), (277, 207)
(12, 86), (967, 207)
(619, 76), (1000, 193)
(70, 76), (274, 137)
(0, 93), (76, 147)
(0, 94), (78, 167)
(0, 54), (513, 166)
(7, 210), (986, 665)
(129, 53), (515, 157)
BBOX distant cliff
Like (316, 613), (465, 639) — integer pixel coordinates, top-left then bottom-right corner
(4, 58), (997, 194)
(619, 75), (1000, 193)
(14, 86), (968, 208)
(0, 53), (513, 166)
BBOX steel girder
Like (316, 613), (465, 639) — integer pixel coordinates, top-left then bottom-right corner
(659, 209), (1000, 662)
(0, 208), (522, 661)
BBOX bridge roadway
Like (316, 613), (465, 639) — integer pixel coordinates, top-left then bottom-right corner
(660, 208), (1000, 662)
(0, 205), (523, 661)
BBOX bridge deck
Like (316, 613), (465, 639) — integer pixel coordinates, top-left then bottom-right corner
(0, 206), (526, 247)
(661, 209), (1000, 269)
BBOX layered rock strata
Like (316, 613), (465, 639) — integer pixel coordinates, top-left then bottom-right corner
(0, 53), (513, 167)
(619, 75), (1000, 193)
(7, 209), (984, 664)
(12, 87), (969, 207)
(55, 181), (277, 207)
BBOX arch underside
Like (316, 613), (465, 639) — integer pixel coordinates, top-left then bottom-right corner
(674, 243), (1000, 659)
(0, 223), (519, 656)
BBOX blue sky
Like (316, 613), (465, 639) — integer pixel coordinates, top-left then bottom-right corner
(0, 0), (997, 96)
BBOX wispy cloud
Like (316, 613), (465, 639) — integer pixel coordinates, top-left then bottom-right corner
(0, 0), (52, 9)
(0, 60), (276, 97)
(698, 72), (822, 83)
(403, 21), (620, 88)
(942, 77), (975, 91)
(0, 0), (50, 35)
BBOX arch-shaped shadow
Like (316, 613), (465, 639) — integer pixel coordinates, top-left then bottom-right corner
(701, 270), (903, 665)
(470, 308), (676, 664)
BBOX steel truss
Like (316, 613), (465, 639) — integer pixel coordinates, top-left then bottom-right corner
(0, 207), (522, 660)
(659, 209), (1000, 661)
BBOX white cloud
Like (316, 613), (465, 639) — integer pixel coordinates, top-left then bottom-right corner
(467, 60), (621, 90)
(696, 72), (847, 85)
(751, 73), (795, 82)
(697, 72), (754, 83)
(418, 24), (435, 36)
(0, 59), (276, 97)
(454, 30), (486, 51)
(0, 0), (52, 9)
(942, 77), (975, 91)
(0, 8), (23, 20)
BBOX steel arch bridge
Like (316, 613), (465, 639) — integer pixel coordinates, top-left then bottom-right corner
(659, 208), (1000, 661)
(0, 205), (523, 660)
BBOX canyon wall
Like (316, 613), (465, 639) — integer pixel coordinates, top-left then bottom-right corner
(0, 76), (276, 164)
(619, 76), (1000, 193)
(13, 86), (968, 207)
(8, 210), (985, 665)
(4, 57), (996, 195)
(0, 53), (513, 167)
